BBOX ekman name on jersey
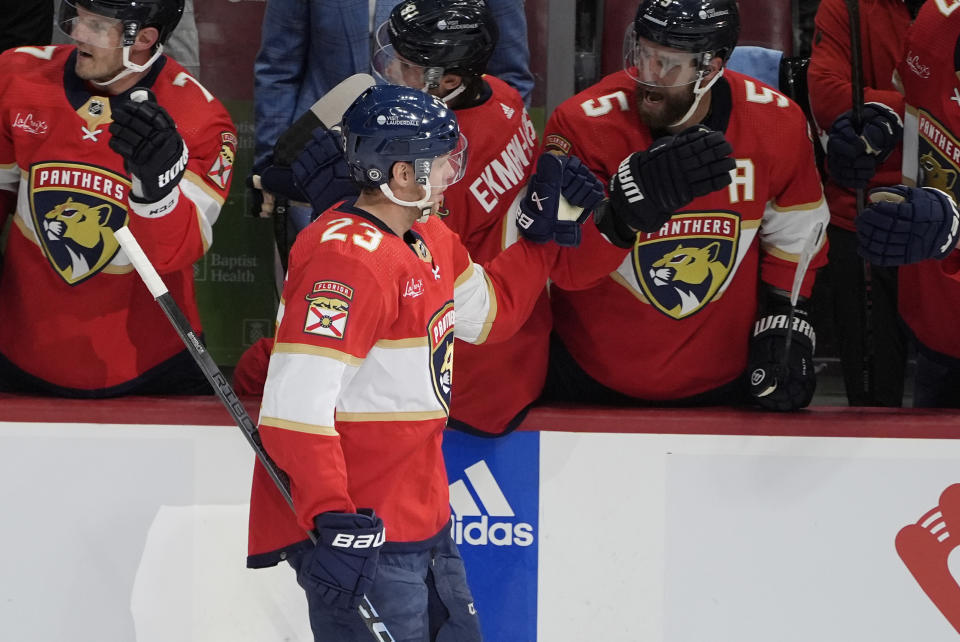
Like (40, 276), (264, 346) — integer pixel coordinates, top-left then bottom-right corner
(468, 109), (537, 213)
(449, 460), (534, 547)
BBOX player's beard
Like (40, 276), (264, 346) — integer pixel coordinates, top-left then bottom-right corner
(635, 84), (696, 132)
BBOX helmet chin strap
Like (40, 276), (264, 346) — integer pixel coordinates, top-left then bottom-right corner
(380, 182), (435, 221)
(92, 44), (164, 88)
(670, 67), (724, 129)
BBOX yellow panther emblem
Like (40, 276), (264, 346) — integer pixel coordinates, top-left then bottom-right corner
(648, 241), (726, 317)
(41, 197), (120, 283)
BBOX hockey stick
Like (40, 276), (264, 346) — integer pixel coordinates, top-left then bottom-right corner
(112, 226), (395, 642)
(844, 0), (875, 401)
(782, 221), (825, 369)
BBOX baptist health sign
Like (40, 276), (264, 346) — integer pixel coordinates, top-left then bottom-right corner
(443, 430), (539, 642)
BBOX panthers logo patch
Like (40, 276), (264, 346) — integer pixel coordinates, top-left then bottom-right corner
(916, 110), (960, 202)
(29, 162), (130, 285)
(428, 302), (455, 414)
(632, 212), (740, 319)
(304, 280), (354, 339)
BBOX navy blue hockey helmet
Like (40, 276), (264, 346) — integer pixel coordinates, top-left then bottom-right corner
(378, 0), (499, 82)
(59, 0), (185, 47)
(634, 0), (740, 62)
(341, 84), (467, 190)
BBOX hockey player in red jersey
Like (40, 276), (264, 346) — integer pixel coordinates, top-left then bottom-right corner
(0, 0), (236, 396)
(534, 0), (830, 411)
(236, 0), (579, 435)
(855, 0), (960, 407)
(247, 85), (601, 640)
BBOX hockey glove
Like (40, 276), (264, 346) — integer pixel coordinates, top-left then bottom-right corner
(748, 295), (817, 412)
(299, 509), (385, 610)
(607, 125), (735, 233)
(292, 127), (359, 215)
(826, 103), (903, 189)
(516, 153), (603, 247)
(109, 88), (188, 206)
(857, 185), (960, 265)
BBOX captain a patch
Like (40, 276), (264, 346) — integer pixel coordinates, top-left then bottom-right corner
(304, 280), (354, 339)
(632, 212), (740, 320)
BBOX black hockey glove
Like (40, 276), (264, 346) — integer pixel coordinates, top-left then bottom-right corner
(291, 127), (359, 215)
(826, 102), (902, 189)
(607, 125), (736, 233)
(857, 185), (960, 265)
(516, 153), (604, 247)
(748, 294), (817, 412)
(299, 509), (384, 610)
(109, 88), (188, 205)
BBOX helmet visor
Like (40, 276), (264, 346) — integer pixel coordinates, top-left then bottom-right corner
(372, 21), (442, 90)
(58, 0), (126, 49)
(416, 133), (468, 191)
(623, 28), (708, 88)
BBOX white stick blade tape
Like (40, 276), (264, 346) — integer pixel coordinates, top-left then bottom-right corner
(113, 226), (169, 298)
(310, 74), (375, 129)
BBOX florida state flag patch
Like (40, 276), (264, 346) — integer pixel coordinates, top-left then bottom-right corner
(304, 280), (354, 339)
(207, 131), (237, 189)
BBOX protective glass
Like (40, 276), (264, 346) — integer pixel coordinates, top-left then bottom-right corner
(623, 28), (707, 88)
(415, 133), (469, 191)
(371, 21), (440, 89)
(58, 0), (126, 49)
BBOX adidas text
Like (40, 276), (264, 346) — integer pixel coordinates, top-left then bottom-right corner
(451, 515), (534, 547)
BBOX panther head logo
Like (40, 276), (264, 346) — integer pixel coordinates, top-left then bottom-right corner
(648, 241), (726, 317)
(41, 197), (120, 283)
(919, 152), (957, 193)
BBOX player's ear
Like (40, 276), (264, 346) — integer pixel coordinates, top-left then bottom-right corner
(391, 161), (413, 186)
(133, 26), (160, 53)
(440, 74), (463, 94)
(703, 56), (724, 82)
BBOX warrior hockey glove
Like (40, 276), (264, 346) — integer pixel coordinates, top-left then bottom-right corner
(857, 185), (960, 265)
(516, 153), (603, 247)
(748, 295), (817, 412)
(109, 88), (188, 207)
(299, 509), (384, 610)
(607, 125), (735, 233)
(292, 127), (359, 215)
(826, 103), (903, 189)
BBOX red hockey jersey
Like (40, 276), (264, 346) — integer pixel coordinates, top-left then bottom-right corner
(895, 2), (960, 359)
(0, 46), (235, 391)
(808, 0), (911, 230)
(439, 74), (543, 434)
(248, 200), (556, 565)
(544, 70), (829, 400)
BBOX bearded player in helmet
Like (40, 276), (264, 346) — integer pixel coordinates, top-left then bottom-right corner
(528, 0), (831, 411)
(0, 0), (236, 396)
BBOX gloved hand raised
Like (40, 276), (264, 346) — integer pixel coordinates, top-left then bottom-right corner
(291, 127), (360, 215)
(298, 509), (385, 610)
(826, 103), (902, 189)
(516, 153), (604, 247)
(857, 185), (960, 265)
(607, 125), (735, 233)
(109, 88), (188, 207)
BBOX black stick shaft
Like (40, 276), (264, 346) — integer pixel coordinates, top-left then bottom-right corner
(845, 0), (874, 398)
(113, 226), (394, 641)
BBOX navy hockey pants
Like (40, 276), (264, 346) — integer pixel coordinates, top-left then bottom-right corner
(288, 530), (482, 642)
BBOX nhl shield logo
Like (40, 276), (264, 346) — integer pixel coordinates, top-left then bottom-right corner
(304, 280), (354, 339)
(633, 211), (740, 319)
(428, 302), (455, 414)
(29, 162), (130, 285)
